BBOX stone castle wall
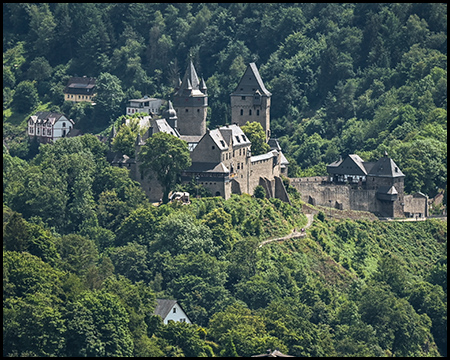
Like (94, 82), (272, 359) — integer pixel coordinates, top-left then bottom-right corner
(291, 178), (383, 214)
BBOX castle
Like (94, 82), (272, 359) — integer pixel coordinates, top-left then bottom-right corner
(110, 61), (428, 218)
(110, 61), (290, 203)
(290, 153), (428, 218)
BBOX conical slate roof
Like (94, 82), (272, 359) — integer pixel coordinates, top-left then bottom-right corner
(175, 60), (205, 96)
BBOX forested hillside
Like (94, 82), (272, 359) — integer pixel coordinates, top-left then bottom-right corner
(3, 3), (447, 357)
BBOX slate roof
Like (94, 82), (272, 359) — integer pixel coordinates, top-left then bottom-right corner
(208, 128), (229, 150)
(185, 162), (230, 174)
(251, 151), (276, 163)
(279, 151), (289, 166)
(174, 60), (206, 97)
(150, 118), (180, 137)
(29, 112), (74, 126)
(327, 153), (404, 178)
(251, 349), (294, 357)
(218, 124), (251, 148)
(327, 154), (367, 176)
(154, 299), (191, 322)
(232, 63), (272, 96)
(154, 299), (178, 320)
(367, 153), (405, 178)
(377, 185), (398, 195)
(64, 76), (96, 95)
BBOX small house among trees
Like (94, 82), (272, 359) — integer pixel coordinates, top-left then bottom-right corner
(154, 299), (192, 324)
(27, 111), (74, 143)
(64, 76), (96, 103)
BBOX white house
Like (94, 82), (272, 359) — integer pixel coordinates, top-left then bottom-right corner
(28, 112), (75, 143)
(126, 96), (165, 116)
(154, 299), (192, 324)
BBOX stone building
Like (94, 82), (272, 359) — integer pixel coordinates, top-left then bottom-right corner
(230, 62), (272, 141)
(110, 61), (290, 203)
(291, 152), (427, 218)
(172, 60), (208, 137)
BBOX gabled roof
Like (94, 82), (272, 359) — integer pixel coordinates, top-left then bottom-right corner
(367, 152), (405, 178)
(231, 62), (271, 97)
(150, 118), (180, 138)
(252, 349), (294, 357)
(29, 112), (73, 126)
(208, 128), (229, 151)
(218, 124), (251, 147)
(327, 154), (367, 176)
(154, 299), (178, 319)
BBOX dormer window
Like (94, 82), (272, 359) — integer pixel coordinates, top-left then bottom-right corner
(235, 136), (241, 143)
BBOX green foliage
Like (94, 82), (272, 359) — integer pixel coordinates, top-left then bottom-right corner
(111, 118), (143, 157)
(138, 132), (192, 203)
(65, 290), (133, 357)
(253, 185), (266, 199)
(241, 121), (270, 156)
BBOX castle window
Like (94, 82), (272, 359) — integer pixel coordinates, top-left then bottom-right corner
(257, 110), (260, 116)
(62, 122), (66, 127)
(249, 109), (252, 115)
(173, 308), (176, 314)
(185, 109), (189, 112)
(240, 109), (243, 116)
(241, 96), (246, 100)
(212, 146), (215, 150)
(197, 109), (200, 112)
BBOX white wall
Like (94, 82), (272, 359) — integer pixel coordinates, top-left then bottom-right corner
(53, 116), (71, 140)
(163, 303), (191, 324)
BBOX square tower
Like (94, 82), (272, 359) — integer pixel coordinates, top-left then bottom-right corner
(230, 63), (272, 141)
(172, 60), (208, 137)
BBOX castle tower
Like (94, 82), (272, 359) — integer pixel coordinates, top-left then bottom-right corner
(230, 63), (272, 141)
(172, 60), (207, 137)
(163, 100), (178, 130)
(366, 151), (405, 217)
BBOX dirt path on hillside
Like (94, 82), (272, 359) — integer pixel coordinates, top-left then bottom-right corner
(259, 213), (314, 248)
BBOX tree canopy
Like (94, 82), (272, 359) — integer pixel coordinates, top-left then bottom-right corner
(138, 131), (192, 203)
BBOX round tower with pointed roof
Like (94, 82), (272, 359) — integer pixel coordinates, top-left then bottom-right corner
(172, 60), (207, 137)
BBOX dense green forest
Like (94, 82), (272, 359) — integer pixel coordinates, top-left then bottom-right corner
(3, 3), (447, 357)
